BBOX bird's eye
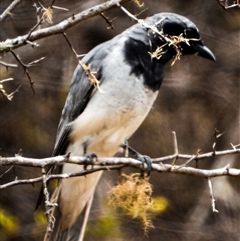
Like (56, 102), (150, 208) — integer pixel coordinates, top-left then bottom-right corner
(184, 28), (200, 39)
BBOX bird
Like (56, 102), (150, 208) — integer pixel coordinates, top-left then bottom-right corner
(39, 12), (215, 241)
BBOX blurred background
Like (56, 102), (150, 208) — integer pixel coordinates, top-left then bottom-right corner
(0, 0), (239, 240)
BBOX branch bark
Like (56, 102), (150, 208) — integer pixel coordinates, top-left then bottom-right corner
(1, 149), (239, 190)
(0, 0), (22, 22)
(0, 0), (130, 53)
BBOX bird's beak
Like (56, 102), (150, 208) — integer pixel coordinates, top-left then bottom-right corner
(193, 43), (216, 61)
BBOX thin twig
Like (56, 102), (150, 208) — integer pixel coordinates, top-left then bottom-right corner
(10, 51), (35, 93)
(0, 166), (14, 178)
(0, 78), (21, 100)
(230, 143), (240, 150)
(0, 165), (124, 189)
(0, 0), (130, 53)
(3, 85), (21, 100)
(0, 61), (18, 68)
(62, 32), (102, 91)
(171, 131), (179, 167)
(0, 0), (22, 22)
(100, 13), (116, 29)
(1, 162), (239, 190)
(212, 129), (224, 155)
(175, 149), (201, 170)
(217, 0), (240, 9)
(52, 5), (69, 12)
(207, 177), (219, 212)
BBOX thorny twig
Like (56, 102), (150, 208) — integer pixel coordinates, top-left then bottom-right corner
(175, 149), (201, 170)
(10, 51), (45, 93)
(25, 2), (67, 40)
(62, 32), (103, 92)
(27, 2), (55, 40)
(171, 131), (179, 168)
(0, 78), (21, 100)
(10, 51), (35, 93)
(212, 128), (224, 155)
(41, 167), (57, 239)
(0, 61), (18, 69)
(0, 166), (14, 179)
(207, 177), (219, 212)
(230, 143), (240, 150)
(217, 0), (240, 9)
(0, 0), (130, 53)
(1, 160), (238, 190)
(0, 0), (22, 22)
(1, 130), (239, 215)
(1, 133), (240, 170)
(100, 13), (117, 29)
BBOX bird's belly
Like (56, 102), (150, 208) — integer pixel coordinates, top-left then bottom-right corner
(70, 75), (158, 157)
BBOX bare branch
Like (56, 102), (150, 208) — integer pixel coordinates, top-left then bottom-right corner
(27, 57), (46, 67)
(0, 0), (130, 53)
(0, 165), (14, 178)
(207, 177), (219, 212)
(0, 60), (18, 68)
(10, 51), (35, 93)
(0, 0), (22, 22)
(175, 149), (201, 170)
(0, 145), (240, 190)
(100, 13), (117, 29)
(231, 143), (240, 150)
(212, 128), (224, 155)
(1, 160), (239, 190)
(217, 0), (240, 9)
(171, 131), (179, 167)
(1, 146), (240, 169)
(62, 32), (102, 91)
(0, 165), (124, 190)
(0, 78), (21, 100)
(52, 5), (69, 12)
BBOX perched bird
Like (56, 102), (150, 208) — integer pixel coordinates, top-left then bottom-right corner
(39, 12), (215, 241)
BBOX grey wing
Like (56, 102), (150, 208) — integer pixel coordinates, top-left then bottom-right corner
(35, 40), (114, 211)
(52, 65), (95, 156)
(52, 41), (113, 156)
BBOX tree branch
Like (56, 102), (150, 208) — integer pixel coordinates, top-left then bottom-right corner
(0, 148), (239, 190)
(216, 0), (240, 9)
(0, 0), (22, 22)
(207, 177), (219, 213)
(0, 0), (130, 53)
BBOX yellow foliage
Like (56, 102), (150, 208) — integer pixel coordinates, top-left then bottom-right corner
(0, 209), (19, 240)
(85, 213), (120, 239)
(34, 211), (47, 226)
(151, 196), (169, 214)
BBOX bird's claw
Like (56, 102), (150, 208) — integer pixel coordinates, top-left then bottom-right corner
(136, 154), (152, 177)
(121, 142), (152, 177)
(84, 153), (97, 170)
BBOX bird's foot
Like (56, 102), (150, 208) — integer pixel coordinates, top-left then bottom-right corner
(121, 142), (152, 177)
(83, 153), (97, 170)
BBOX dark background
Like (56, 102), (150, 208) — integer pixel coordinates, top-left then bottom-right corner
(0, 0), (239, 240)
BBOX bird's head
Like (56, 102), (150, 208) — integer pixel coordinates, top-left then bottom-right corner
(148, 13), (216, 61)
